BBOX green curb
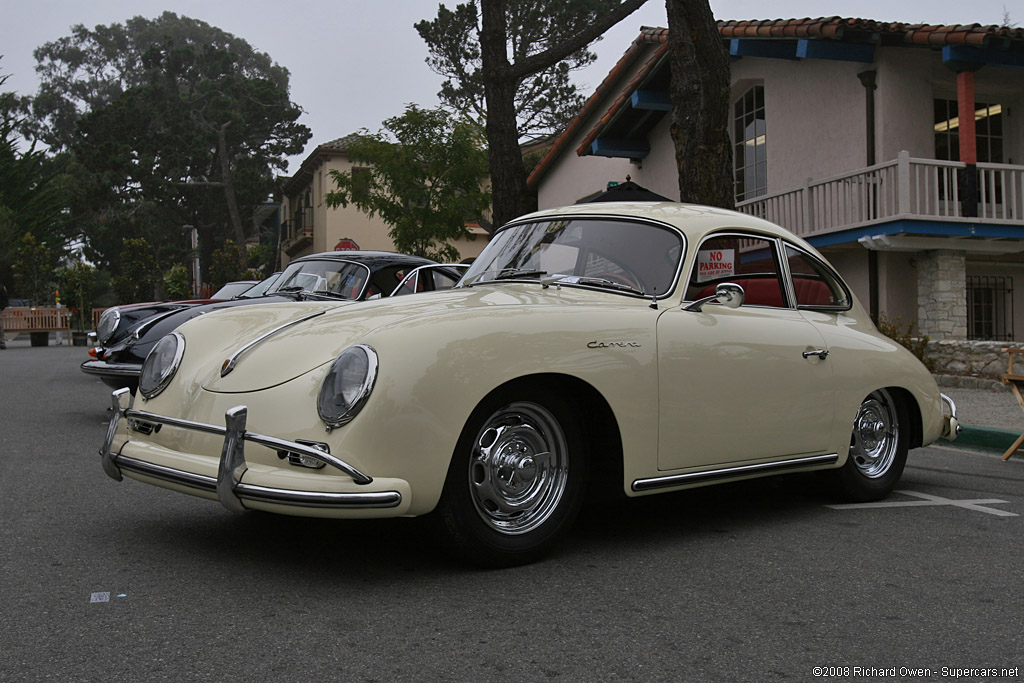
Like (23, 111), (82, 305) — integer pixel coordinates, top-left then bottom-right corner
(953, 425), (1021, 455)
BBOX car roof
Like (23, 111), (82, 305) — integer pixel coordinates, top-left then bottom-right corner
(290, 250), (438, 271)
(513, 201), (802, 245)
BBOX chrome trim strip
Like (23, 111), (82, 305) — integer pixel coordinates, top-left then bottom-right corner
(940, 393), (958, 421)
(122, 405), (373, 485)
(81, 359), (142, 377)
(114, 455), (402, 509)
(220, 310), (327, 377)
(940, 393), (963, 437)
(632, 453), (839, 492)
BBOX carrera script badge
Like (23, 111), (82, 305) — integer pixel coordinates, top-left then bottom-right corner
(587, 340), (641, 349)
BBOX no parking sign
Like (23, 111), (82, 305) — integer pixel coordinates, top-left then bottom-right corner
(696, 249), (735, 282)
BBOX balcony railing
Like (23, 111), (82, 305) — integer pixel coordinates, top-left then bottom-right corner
(736, 151), (1024, 239)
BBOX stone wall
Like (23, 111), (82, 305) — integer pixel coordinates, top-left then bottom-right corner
(917, 250), (967, 340)
(926, 339), (1013, 378)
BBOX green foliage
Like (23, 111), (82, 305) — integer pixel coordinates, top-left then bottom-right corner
(1, 70), (72, 289)
(12, 233), (55, 304)
(246, 243), (275, 279)
(162, 264), (193, 300)
(415, 1), (617, 140)
(877, 314), (933, 371)
(57, 261), (97, 330)
(111, 238), (158, 303)
(326, 105), (490, 263)
(209, 240), (247, 289)
(21, 13), (310, 288)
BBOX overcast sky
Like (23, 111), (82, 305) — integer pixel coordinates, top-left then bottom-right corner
(1, 1), (1015, 173)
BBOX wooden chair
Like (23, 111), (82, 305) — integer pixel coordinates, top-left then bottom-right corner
(999, 348), (1024, 461)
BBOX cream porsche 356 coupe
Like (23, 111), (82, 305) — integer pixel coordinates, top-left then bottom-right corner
(99, 202), (960, 566)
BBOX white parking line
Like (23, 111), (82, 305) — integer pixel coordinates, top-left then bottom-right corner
(826, 490), (1018, 517)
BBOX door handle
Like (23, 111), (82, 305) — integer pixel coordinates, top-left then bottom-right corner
(802, 349), (829, 360)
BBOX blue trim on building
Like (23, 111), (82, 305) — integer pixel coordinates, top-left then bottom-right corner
(942, 45), (1024, 71)
(805, 219), (1024, 248)
(630, 89), (672, 111)
(796, 39), (875, 63)
(730, 38), (799, 60)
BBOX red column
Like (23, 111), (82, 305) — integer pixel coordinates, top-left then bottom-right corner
(957, 71), (977, 164)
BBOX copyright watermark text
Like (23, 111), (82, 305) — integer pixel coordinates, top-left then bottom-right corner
(812, 666), (1019, 679)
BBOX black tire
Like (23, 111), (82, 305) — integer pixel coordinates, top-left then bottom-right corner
(829, 388), (908, 502)
(436, 387), (587, 567)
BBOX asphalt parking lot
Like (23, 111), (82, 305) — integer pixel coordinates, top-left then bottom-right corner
(1, 341), (1021, 681)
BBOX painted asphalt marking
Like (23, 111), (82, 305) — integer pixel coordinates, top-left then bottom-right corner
(826, 490), (1018, 517)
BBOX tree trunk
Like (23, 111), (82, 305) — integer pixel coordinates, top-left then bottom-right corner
(481, 0), (534, 229)
(216, 123), (248, 267)
(666, 0), (733, 209)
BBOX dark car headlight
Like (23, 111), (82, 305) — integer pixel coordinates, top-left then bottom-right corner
(317, 344), (378, 430)
(139, 333), (185, 400)
(96, 307), (121, 344)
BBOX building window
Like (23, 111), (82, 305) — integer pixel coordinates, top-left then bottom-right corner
(967, 275), (1013, 341)
(733, 85), (767, 203)
(934, 99), (1004, 163)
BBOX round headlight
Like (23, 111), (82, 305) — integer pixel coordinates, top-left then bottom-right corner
(139, 333), (185, 400)
(96, 307), (121, 344)
(317, 344), (378, 429)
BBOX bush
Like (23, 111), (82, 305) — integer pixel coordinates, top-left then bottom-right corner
(162, 264), (192, 300)
(877, 314), (932, 371)
(111, 238), (158, 303)
(57, 261), (97, 330)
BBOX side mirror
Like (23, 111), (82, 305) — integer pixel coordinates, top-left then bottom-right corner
(684, 282), (746, 312)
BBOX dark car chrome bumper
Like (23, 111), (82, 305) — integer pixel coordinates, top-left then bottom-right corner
(81, 359), (141, 378)
(100, 388), (402, 512)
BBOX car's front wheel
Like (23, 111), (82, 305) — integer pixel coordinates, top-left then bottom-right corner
(829, 388), (908, 502)
(437, 389), (586, 567)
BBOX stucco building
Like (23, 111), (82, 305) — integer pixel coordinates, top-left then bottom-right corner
(529, 18), (1024, 343)
(279, 134), (490, 266)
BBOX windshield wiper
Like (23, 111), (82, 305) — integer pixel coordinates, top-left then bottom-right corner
(545, 275), (646, 297)
(306, 289), (350, 300)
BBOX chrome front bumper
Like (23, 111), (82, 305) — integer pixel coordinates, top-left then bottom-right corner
(940, 392), (962, 440)
(81, 359), (141, 378)
(100, 388), (402, 512)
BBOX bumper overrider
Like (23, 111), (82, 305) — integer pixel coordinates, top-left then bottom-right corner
(100, 388), (404, 513)
(940, 392), (962, 440)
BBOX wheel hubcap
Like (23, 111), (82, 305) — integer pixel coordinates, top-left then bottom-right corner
(850, 390), (898, 478)
(469, 402), (569, 535)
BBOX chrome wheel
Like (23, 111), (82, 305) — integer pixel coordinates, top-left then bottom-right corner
(468, 401), (570, 535)
(850, 389), (899, 479)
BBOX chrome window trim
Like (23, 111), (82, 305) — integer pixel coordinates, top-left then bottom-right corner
(782, 243), (854, 312)
(632, 453), (839, 492)
(684, 231), (791, 308)
(469, 215), (688, 302)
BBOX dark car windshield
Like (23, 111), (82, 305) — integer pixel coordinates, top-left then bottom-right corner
(271, 259), (370, 300)
(461, 218), (683, 297)
(238, 273), (282, 298)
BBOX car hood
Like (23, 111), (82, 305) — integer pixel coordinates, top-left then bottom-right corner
(173, 286), (616, 393)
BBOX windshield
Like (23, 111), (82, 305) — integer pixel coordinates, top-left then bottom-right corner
(238, 273), (282, 298)
(461, 218), (683, 297)
(211, 281), (257, 299)
(271, 259), (370, 300)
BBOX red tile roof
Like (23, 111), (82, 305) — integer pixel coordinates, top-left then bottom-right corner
(527, 17), (1024, 187)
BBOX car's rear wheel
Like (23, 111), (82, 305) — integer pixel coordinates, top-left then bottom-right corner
(829, 388), (908, 502)
(437, 389), (586, 567)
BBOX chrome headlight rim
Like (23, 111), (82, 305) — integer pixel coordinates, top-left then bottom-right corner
(96, 307), (121, 344)
(138, 332), (185, 400)
(317, 344), (378, 430)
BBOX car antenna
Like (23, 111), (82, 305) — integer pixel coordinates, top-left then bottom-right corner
(649, 288), (658, 310)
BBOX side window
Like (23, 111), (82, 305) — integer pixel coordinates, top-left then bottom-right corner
(785, 246), (851, 309)
(685, 235), (787, 308)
